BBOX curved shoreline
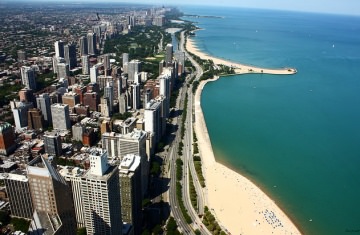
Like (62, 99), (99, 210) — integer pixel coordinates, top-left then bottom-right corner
(187, 34), (297, 75)
(189, 38), (302, 234)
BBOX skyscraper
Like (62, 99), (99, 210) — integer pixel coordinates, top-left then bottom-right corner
(131, 83), (140, 110)
(54, 40), (65, 58)
(27, 108), (44, 130)
(119, 154), (142, 235)
(102, 129), (148, 196)
(27, 157), (76, 234)
(2, 173), (33, 219)
(103, 54), (111, 71)
(127, 60), (141, 82)
(87, 32), (97, 55)
(90, 65), (99, 84)
(122, 53), (129, 66)
(51, 103), (71, 130)
(0, 122), (16, 156)
(81, 149), (122, 235)
(79, 36), (88, 56)
(21, 66), (36, 90)
(11, 100), (33, 131)
(104, 82), (114, 114)
(36, 93), (52, 127)
(165, 44), (173, 65)
(43, 131), (62, 157)
(64, 43), (77, 69)
(82, 55), (90, 75)
(159, 73), (171, 118)
(57, 62), (69, 79)
(144, 99), (162, 143)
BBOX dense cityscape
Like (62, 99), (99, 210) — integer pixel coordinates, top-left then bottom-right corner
(0, 1), (228, 235)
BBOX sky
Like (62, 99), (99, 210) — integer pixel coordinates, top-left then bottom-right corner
(5, 0), (360, 16)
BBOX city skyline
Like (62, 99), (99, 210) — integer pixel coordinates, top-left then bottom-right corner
(4, 0), (360, 16)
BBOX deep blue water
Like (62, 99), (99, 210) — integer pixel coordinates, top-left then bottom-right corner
(181, 6), (360, 235)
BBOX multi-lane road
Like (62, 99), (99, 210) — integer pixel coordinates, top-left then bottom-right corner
(166, 30), (212, 234)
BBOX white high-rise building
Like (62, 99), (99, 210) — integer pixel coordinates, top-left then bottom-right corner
(57, 63), (69, 79)
(165, 44), (173, 65)
(102, 130), (148, 196)
(36, 93), (52, 125)
(87, 32), (96, 55)
(51, 103), (70, 130)
(127, 60), (141, 82)
(81, 148), (122, 235)
(10, 100), (33, 131)
(21, 66), (36, 90)
(82, 55), (90, 75)
(159, 74), (171, 118)
(90, 65), (99, 84)
(144, 100), (162, 143)
(54, 40), (64, 58)
(79, 36), (88, 56)
(122, 53), (129, 66)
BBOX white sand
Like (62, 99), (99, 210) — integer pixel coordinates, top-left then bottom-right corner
(187, 35), (296, 75)
(191, 39), (302, 234)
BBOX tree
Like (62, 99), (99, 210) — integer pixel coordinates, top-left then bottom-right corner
(152, 224), (163, 234)
(77, 227), (87, 235)
(166, 217), (177, 232)
(11, 217), (30, 233)
(0, 210), (10, 225)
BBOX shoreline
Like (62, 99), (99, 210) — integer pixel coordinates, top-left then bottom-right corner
(186, 33), (297, 75)
(190, 37), (302, 234)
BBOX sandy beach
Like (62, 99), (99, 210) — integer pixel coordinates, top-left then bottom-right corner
(186, 35), (297, 75)
(190, 37), (301, 234)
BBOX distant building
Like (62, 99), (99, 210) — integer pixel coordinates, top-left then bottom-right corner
(27, 108), (44, 130)
(64, 43), (77, 69)
(51, 103), (70, 130)
(11, 100), (33, 131)
(79, 36), (88, 56)
(87, 32), (97, 55)
(81, 149), (122, 235)
(83, 92), (100, 112)
(62, 92), (80, 108)
(54, 40), (65, 58)
(57, 63), (69, 79)
(36, 93), (52, 127)
(21, 66), (36, 90)
(127, 60), (141, 82)
(17, 50), (26, 61)
(119, 154), (142, 235)
(131, 83), (140, 110)
(104, 82), (114, 114)
(72, 123), (85, 142)
(122, 53), (129, 66)
(82, 55), (90, 75)
(165, 44), (173, 65)
(43, 131), (62, 157)
(0, 122), (16, 155)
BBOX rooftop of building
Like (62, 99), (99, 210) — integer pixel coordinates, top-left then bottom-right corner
(119, 154), (141, 174)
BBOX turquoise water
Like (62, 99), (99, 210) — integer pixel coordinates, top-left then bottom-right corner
(181, 6), (360, 235)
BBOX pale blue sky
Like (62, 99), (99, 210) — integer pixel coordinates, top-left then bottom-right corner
(7, 0), (360, 16)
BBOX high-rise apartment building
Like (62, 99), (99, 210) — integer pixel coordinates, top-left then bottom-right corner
(36, 93), (52, 127)
(82, 55), (90, 75)
(11, 100), (33, 131)
(2, 173), (33, 219)
(165, 44), (173, 65)
(119, 154), (142, 235)
(81, 149), (122, 235)
(127, 60), (141, 82)
(27, 157), (76, 234)
(54, 41), (65, 58)
(43, 131), (62, 157)
(51, 103), (71, 130)
(0, 122), (16, 156)
(131, 83), (140, 110)
(79, 36), (88, 56)
(122, 53), (129, 66)
(57, 63), (70, 79)
(104, 82), (114, 114)
(144, 99), (162, 143)
(21, 66), (37, 90)
(64, 43), (77, 69)
(159, 74), (170, 118)
(87, 32), (97, 55)
(62, 92), (80, 108)
(102, 129), (148, 196)
(27, 108), (44, 130)
(83, 92), (100, 112)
